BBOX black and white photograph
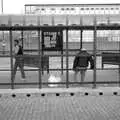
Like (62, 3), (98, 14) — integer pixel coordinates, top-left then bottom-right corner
(0, 0), (120, 120)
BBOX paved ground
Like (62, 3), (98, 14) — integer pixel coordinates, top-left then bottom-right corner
(0, 95), (120, 120)
(0, 87), (120, 120)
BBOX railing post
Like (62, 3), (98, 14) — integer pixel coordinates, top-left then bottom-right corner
(10, 30), (14, 89)
(37, 16), (42, 88)
(61, 30), (63, 75)
(66, 29), (69, 88)
(21, 31), (24, 48)
(119, 29), (120, 87)
(93, 16), (97, 88)
(38, 29), (42, 89)
(80, 16), (83, 49)
(61, 49), (63, 75)
(66, 16), (69, 88)
(80, 30), (83, 49)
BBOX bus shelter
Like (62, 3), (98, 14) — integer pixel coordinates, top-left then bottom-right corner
(0, 15), (120, 89)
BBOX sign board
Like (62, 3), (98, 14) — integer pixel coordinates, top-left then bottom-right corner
(42, 29), (63, 51)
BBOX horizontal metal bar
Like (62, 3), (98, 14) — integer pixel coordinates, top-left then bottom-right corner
(25, 3), (120, 6)
(0, 81), (119, 86)
(0, 25), (120, 31)
(0, 55), (11, 57)
(0, 68), (119, 72)
(24, 49), (119, 51)
(0, 53), (119, 58)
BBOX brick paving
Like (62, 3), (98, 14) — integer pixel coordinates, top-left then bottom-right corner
(0, 94), (120, 120)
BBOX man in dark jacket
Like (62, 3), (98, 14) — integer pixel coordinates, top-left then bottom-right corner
(73, 48), (94, 83)
(12, 39), (26, 81)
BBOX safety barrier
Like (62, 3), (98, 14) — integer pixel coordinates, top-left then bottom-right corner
(0, 14), (120, 89)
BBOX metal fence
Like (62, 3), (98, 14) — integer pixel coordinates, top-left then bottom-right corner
(0, 15), (120, 89)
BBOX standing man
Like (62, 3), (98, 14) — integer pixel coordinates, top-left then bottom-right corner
(13, 39), (26, 81)
(73, 48), (94, 83)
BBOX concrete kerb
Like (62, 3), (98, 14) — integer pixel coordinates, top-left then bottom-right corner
(0, 87), (120, 99)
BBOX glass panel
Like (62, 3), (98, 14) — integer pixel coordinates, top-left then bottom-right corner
(0, 30), (11, 89)
(96, 15), (108, 25)
(97, 30), (120, 52)
(83, 30), (93, 51)
(96, 29), (120, 87)
(68, 15), (80, 25)
(0, 31), (10, 55)
(54, 15), (66, 25)
(24, 15), (38, 26)
(68, 30), (80, 49)
(82, 16), (94, 25)
(11, 15), (24, 26)
(109, 15), (120, 24)
(14, 71), (39, 89)
(96, 70), (119, 87)
(40, 15), (52, 25)
(0, 71), (11, 89)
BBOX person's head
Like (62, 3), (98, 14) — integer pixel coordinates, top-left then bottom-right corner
(14, 39), (19, 46)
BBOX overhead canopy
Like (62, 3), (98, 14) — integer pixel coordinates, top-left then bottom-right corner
(0, 14), (120, 27)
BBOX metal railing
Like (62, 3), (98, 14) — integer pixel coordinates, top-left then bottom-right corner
(0, 16), (120, 89)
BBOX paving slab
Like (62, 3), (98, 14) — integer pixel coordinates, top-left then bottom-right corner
(0, 93), (120, 120)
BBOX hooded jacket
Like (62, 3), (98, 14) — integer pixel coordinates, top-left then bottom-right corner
(73, 50), (94, 70)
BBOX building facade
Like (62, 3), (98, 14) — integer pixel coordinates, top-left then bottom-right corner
(25, 4), (120, 15)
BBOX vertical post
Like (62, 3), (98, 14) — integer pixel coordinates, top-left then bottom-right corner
(119, 61), (120, 87)
(21, 31), (24, 69)
(21, 31), (24, 48)
(37, 16), (42, 88)
(66, 29), (69, 88)
(80, 30), (83, 49)
(119, 30), (120, 87)
(80, 16), (83, 49)
(93, 16), (97, 88)
(10, 30), (14, 89)
(1, 0), (5, 54)
(66, 16), (69, 88)
(38, 30), (42, 88)
(61, 50), (63, 75)
(41, 33), (44, 75)
(61, 30), (63, 75)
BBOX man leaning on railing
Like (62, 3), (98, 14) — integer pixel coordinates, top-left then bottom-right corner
(73, 48), (94, 84)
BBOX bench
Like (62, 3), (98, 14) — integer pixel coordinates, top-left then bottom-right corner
(102, 52), (120, 69)
(23, 54), (49, 74)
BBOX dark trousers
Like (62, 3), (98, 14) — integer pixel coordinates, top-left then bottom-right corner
(12, 57), (25, 80)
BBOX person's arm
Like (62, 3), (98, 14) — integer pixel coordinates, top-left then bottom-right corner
(89, 55), (94, 69)
(73, 56), (79, 70)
